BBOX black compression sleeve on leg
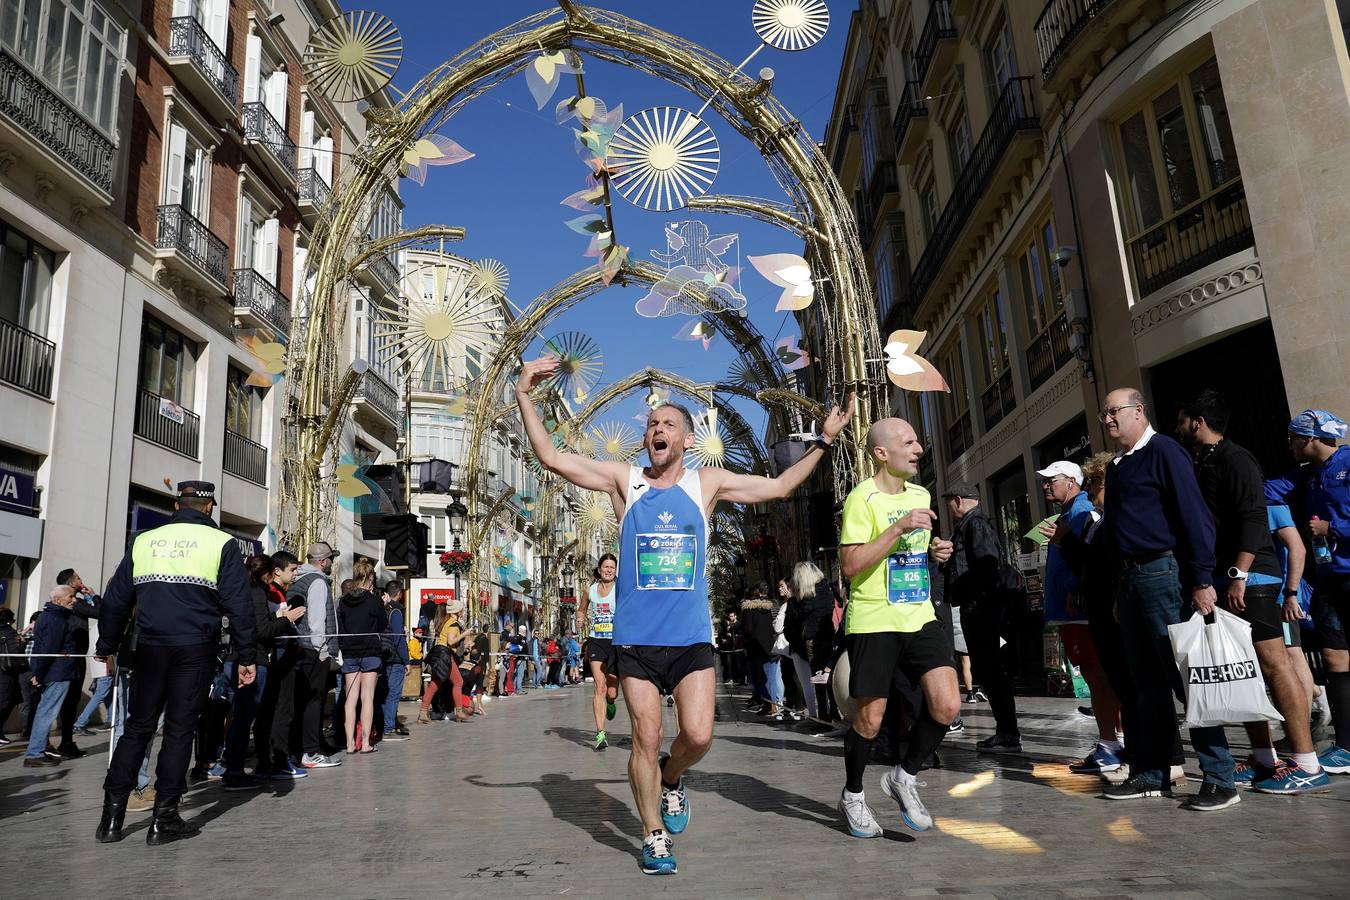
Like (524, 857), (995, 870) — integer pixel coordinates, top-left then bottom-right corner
(844, 727), (875, 794)
(901, 714), (948, 777)
(1327, 670), (1350, 749)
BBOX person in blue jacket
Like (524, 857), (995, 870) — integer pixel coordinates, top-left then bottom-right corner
(1265, 409), (1350, 775)
(23, 586), (81, 767)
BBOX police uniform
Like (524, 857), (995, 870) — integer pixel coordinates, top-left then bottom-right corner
(95, 482), (256, 845)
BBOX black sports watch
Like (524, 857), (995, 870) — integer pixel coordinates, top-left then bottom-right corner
(1281, 588), (1299, 599)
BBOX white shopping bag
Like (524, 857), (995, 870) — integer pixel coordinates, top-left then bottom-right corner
(1168, 607), (1282, 728)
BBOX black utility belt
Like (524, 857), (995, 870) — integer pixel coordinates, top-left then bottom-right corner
(1120, 549), (1173, 567)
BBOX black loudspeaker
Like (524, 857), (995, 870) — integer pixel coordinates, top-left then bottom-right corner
(807, 490), (836, 554)
(770, 439), (808, 476)
(382, 514), (429, 577)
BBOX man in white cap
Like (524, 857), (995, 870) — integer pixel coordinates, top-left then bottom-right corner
(1039, 460), (1122, 773)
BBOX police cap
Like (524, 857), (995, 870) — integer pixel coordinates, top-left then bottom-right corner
(176, 480), (216, 501)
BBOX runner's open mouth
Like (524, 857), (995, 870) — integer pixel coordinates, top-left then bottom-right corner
(654, 439), (669, 451)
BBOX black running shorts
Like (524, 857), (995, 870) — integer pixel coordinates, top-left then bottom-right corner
(615, 643), (714, 695)
(848, 619), (955, 700)
(585, 637), (617, 671)
(1312, 576), (1350, 651)
(1227, 583), (1283, 644)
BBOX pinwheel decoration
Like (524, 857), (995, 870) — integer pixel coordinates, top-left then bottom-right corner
(749, 253), (815, 312)
(471, 259), (509, 297)
(400, 135), (473, 186)
(607, 106), (720, 211)
(883, 329), (949, 392)
(579, 492), (617, 534)
(302, 10), (402, 103)
(727, 355), (770, 390)
(540, 331), (604, 403)
(775, 335), (812, 371)
(525, 49), (583, 110)
(691, 407), (729, 468)
(375, 258), (499, 391)
(752, 0), (831, 51)
(592, 421), (641, 461)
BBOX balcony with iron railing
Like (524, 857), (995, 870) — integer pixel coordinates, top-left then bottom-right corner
(242, 102), (296, 184)
(297, 167), (332, 222)
(166, 16), (239, 121)
(1027, 313), (1073, 391)
(866, 160), (898, 224)
(0, 47), (115, 204)
(1127, 180), (1252, 299)
(359, 243), (400, 295)
(223, 429), (267, 485)
(1035, 0), (1132, 91)
(0, 317), (56, 398)
(829, 104), (857, 175)
(353, 367), (401, 428)
(893, 81), (929, 166)
(981, 370), (1017, 430)
(134, 388), (200, 458)
(946, 410), (973, 464)
(914, 0), (957, 94)
(908, 77), (1040, 312)
(232, 268), (291, 338)
(155, 204), (229, 294)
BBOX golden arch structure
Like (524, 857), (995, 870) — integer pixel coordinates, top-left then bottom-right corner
(286, 4), (883, 608)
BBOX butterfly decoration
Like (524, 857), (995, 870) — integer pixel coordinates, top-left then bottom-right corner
(561, 180), (606, 211)
(775, 335), (812, 371)
(335, 454), (397, 514)
(883, 329), (949, 392)
(573, 104), (623, 162)
(399, 134), (473, 186)
(674, 319), (716, 351)
(525, 49), (582, 110)
(599, 243), (628, 287)
(749, 253), (815, 312)
(237, 332), (286, 387)
(643, 386), (670, 409)
(437, 390), (471, 418)
(556, 94), (607, 125)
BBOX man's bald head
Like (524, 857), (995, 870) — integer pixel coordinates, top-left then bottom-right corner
(866, 418), (908, 451)
(865, 417), (923, 479)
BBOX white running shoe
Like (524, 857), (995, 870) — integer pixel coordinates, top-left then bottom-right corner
(838, 790), (882, 838)
(880, 769), (933, 832)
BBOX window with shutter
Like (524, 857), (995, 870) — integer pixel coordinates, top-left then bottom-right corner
(243, 33), (261, 103)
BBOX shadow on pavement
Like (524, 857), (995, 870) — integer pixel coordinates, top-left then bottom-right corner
(465, 772), (642, 858)
(687, 770), (915, 843)
(0, 769), (71, 820)
(543, 725), (630, 751)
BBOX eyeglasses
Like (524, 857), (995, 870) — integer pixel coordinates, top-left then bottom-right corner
(1098, 403), (1140, 423)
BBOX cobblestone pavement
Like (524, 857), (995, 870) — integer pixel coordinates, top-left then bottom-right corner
(2, 680), (1347, 898)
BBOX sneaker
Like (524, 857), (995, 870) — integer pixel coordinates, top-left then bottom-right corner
(640, 830), (677, 875)
(1318, 744), (1350, 774)
(0, 735), (12, 745)
(976, 733), (1022, 754)
(1069, 743), (1123, 775)
(22, 756), (59, 767)
(1252, 763), (1333, 795)
(788, 708), (804, 722)
(810, 669), (830, 685)
(222, 771), (264, 792)
(300, 752), (342, 769)
(1232, 754), (1279, 785)
(206, 762), (226, 779)
(1184, 782), (1240, 811)
(381, 733), (410, 743)
(665, 695), (674, 707)
(270, 761), (308, 780)
(1077, 706), (1095, 719)
(964, 689), (987, 704)
(1103, 773), (1172, 800)
(837, 790), (882, 838)
(947, 718), (965, 734)
(658, 756), (690, 835)
(42, 745), (61, 760)
(55, 743), (86, 759)
(126, 786), (156, 812)
(594, 730), (608, 752)
(606, 700), (617, 721)
(188, 766), (209, 783)
(76, 725), (97, 737)
(879, 768), (933, 831)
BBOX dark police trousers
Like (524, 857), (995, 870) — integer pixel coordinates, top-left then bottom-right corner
(104, 642), (215, 803)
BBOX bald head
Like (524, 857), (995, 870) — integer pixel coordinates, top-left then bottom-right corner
(865, 417), (923, 479)
(1101, 387), (1150, 449)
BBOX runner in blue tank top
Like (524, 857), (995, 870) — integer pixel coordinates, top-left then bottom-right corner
(516, 356), (854, 876)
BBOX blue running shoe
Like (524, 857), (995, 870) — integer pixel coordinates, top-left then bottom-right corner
(270, 760), (308, 780)
(660, 778), (690, 834)
(1319, 745), (1350, 775)
(1253, 763), (1333, 794)
(641, 830), (677, 875)
(1069, 743), (1123, 775)
(206, 762), (226, 779)
(1232, 754), (1279, 785)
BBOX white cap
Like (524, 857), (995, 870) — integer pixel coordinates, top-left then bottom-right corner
(1036, 460), (1083, 484)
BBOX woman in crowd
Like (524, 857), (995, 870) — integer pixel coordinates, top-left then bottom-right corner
(786, 561), (836, 721)
(741, 582), (784, 718)
(337, 559), (387, 753)
(462, 628), (490, 715)
(419, 601), (472, 724)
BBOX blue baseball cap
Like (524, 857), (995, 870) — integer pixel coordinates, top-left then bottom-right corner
(1289, 409), (1348, 440)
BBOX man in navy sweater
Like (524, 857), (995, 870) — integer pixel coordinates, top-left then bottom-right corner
(1098, 388), (1237, 811)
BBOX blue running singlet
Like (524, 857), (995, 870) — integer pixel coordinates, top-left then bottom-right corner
(588, 582), (616, 640)
(613, 465), (712, 647)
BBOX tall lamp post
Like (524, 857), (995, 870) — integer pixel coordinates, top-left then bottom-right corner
(447, 492), (468, 612)
(560, 555), (576, 635)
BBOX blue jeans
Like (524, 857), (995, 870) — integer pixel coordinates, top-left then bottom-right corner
(25, 680), (70, 758)
(763, 657), (785, 706)
(513, 656), (526, 693)
(222, 662), (267, 772)
(1116, 554), (1235, 789)
(74, 675), (114, 728)
(531, 656), (543, 687)
(381, 663), (405, 733)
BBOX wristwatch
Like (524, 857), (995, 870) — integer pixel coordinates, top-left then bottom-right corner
(1226, 567), (1248, 581)
(811, 436), (833, 452)
(1282, 588), (1299, 599)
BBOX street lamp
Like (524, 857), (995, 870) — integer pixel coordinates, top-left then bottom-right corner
(560, 555), (576, 634)
(733, 554), (747, 592)
(447, 491), (468, 613)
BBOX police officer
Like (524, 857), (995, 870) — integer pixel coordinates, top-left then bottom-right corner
(93, 481), (257, 845)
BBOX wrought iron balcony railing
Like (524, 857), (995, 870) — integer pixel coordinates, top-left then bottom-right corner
(908, 77), (1040, 307)
(242, 102), (296, 179)
(1034, 0), (1117, 79)
(354, 368), (400, 426)
(156, 204), (228, 287)
(892, 80), (929, 149)
(0, 317), (56, 398)
(167, 16), (239, 108)
(946, 411), (973, 464)
(135, 388), (200, 458)
(1027, 313), (1073, 391)
(298, 167), (331, 212)
(366, 250), (399, 294)
(232, 268), (291, 337)
(1127, 181), (1252, 299)
(914, 0), (957, 87)
(224, 428), (267, 485)
(0, 47), (115, 195)
(981, 370), (1017, 429)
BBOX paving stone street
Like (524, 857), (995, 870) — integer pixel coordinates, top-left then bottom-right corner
(2, 681), (1347, 898)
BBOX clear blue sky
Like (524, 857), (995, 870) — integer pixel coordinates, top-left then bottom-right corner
(375, 0), (853, 446)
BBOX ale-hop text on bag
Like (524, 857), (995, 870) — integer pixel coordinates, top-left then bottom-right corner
(1188, 660), (1258, 685)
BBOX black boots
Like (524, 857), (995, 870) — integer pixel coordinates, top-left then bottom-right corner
(94, 793), (127, 843)
(145, 797), (201, 846)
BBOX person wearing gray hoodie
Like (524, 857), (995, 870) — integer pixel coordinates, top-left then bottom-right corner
(285, 542), (341, 769)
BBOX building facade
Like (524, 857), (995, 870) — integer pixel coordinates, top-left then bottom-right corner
(0, 0), (403, 624)
(819, 0), (1350, 562)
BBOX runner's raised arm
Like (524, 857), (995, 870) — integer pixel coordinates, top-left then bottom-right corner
(514, 356), (627, 497)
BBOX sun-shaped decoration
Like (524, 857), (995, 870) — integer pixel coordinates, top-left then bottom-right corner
(728, 355), (770, 390)
(579, 491), (617, 534)
(541, 331), (604, 401)
(690, 407), (728, 468)
(374, 257), (499, 390)
(592, 421), (640, 461)
(607, 107), (720, 212)
(472, 258), (509, 297)
(753, 0), (831, 51)
(302, 10), (403, 103)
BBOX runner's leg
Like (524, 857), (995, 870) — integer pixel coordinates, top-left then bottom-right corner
(1255, 636), (1314, 755)
(622, 674), (666, 834)
(591, 658), (608, 732)
(902, 667), (961, 775)
(662, 666), (715, 785)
